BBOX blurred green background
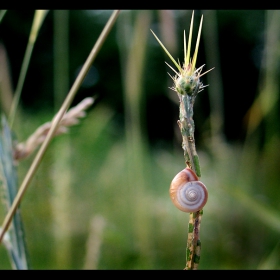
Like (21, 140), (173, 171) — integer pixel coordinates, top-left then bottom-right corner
(0, 10), (280, 269)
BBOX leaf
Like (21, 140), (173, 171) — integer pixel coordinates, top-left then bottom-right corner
(0, 115), (29, 269)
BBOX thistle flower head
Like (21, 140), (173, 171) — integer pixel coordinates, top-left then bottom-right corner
(151, 11), (214, 96)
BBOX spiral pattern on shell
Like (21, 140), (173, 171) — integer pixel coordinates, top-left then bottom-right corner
(169, 168), (208, 213)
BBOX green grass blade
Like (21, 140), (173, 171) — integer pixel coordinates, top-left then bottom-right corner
(0, 115), (29, 269)
(0, 10), (7, 23)
(229, 186), (280, 233)
(9, 10), (49, 128)
(257, 242), (280, 269)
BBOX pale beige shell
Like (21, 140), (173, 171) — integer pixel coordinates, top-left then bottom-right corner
(169, 168), (208, 213)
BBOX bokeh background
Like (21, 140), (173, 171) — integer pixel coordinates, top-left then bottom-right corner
(0, 9), (280, 269)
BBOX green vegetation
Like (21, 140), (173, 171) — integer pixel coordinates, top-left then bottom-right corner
(0, 10), (280, 269)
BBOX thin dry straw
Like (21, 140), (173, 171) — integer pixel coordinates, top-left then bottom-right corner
(83, 215), (106, 269)
(0, 9), (121, 244)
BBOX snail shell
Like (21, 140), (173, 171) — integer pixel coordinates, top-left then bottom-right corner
(169, 168), (208, 213)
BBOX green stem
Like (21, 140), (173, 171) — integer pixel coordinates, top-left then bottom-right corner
(178, 87), (201, 178)
(185, 210), (203, 270)
(177, 79), (203, 270)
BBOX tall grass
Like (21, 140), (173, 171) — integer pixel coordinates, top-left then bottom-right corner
(50, 10), (71, 268)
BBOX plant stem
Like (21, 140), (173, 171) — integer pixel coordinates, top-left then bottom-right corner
(185, 210), (203, 270)
(178, 93), (201, 177)
(177, 83), (203, 270)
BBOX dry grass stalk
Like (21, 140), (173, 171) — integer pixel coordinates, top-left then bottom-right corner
(13, 97), (94, 161)
(83, 215), (106, 270)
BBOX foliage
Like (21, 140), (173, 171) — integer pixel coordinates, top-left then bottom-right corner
(0, 9), (280, 269)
